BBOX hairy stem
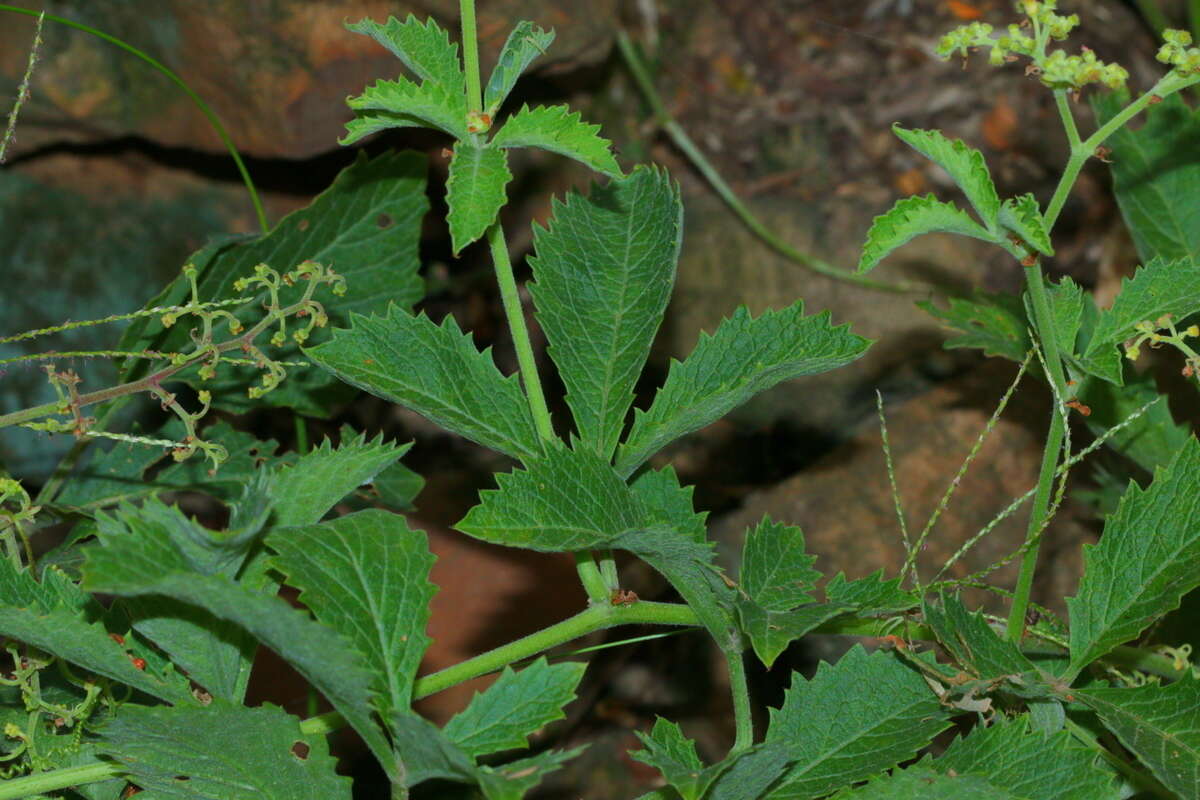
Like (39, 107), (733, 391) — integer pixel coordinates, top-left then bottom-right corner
(459, 0), (482, 114)
(725, 650), (754, 754)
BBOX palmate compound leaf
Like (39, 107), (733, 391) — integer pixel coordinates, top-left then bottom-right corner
(97, 701), (352, 800)
(857, 194), (1001, 274)
(1075, 672), (1200, 798)
(443, 657), (586, 758)
(267, 509), (435, 719)
(306, 306), (541, 463)
(456, 442), (641, 551)
(930, 716), (1119, 800)
(490, 104), (623, 178)
(118, 151), (428, 416)
(631, 717), (732, 800)
(345, 76), (469, 142)
(446, 140), (512, 254)
(615, 302), (871, 479)
(266, 430), (409, 527)
(892, 125), (1002, 229)
(763, 645), (951, 799)
(1079, 256), (1200, 385)
(345, 15), (464, 91)
(528, 165), (680, 460)
(1093, 91), (1200, 264)
(1067, 436), (1200, 680)
(81, 504), (394, 773)
(484, 22), (556, 118)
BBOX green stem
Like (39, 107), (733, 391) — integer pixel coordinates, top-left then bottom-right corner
(458, 0), (483, 114)
(0, 761), (125, 800)
(0, 4), (267, 234)
(616, 31), (915, 294)
(725, 650), (754, 754)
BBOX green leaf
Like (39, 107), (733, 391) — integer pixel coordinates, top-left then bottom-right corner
(739, 517), (820, 612)
(1078, 371), (1191, 476)
(1093, 91), (1200, 264)
(832, 766), (1023, 799)
(345, 77), (469, 140)
(918, 291), (1030, 362)
(858, 194), (999, 274)
(491, 104), (622, 178)
(923, 594), (1040, 682)
(824, 571), (918, 615)
(630, 465), (708, 544)
(81, 508), (394, 773)
(346, 15), (464, 91)
(999, 194), (1054, 256)
(737, 600), (850, 669)
(1075, 673), (1200, 798)
(631, 718), (732, 800)
(707, 744), (796, 800)
(374, 460), (425, 511)
(528, 165), (680, 459)
(931, 716), (1119, 800)
(267, 431), (409, 527)
(764, 646), (951, 799)
(97, 702), (352, 799)
(267, 510), (435, 718)
(476, 747), (587, 800)
(443, 657), (586, 757)
(483, 22), (556, 117)
(1068, 436), (1200, 677)
(306, 307), (540, 462)
(457, 443), (641, 551)
(119, 151), (428, 416)
(446, 141), (512, 254)
(616, 302), (870, 478)
(892, 125), (1002, 228)
(1080, 256), (1200, 385)
(152, 421), (282, 505)
(1030, 275), (1086, 362)
(388, 711), (478, 786)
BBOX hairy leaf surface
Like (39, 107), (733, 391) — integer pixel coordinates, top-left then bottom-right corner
(119, 152), (427, 416)
(475, 747), (587, 800)
(447, 141), (512, 253)
(267, 431), (408, 527)
(346, 77), (468, 140)
(444, 658), (586, 757)
(1068, 437), (1200, 677)
(932, 717), (1118, 800)
(268, 510), (435, 717)
(82, 508), (393, 771)
(631, 717), (730, 800)
(346, 15), (464, 90)
(98, 702), (351, 799)
(307, 307), (540, 461)
(528, 166), (680, 458)
(1080, 256), (1200, 384)
(630, 466), (709, 543)
(764, 646), (950, 799)
(824, 571), (918, 615)
(491, 104), (622, 178)
(457, 444), (640, 550)
(892, 125), (1001, 228)
(858, 194), (999, 273)
(923, 594), (1040, 682)
(617, 303), (870, 477)
(832, 767), (1022, 799)
(1076, 673), (1200, 798)
(1094, 91), (1200, 264)
(739, 517), (820, 612)
(737, 601), (849, 669)
(706, 745), (795, 800)
(484, 22), (556, 116)
(999, 194), (1054, 256)
(918, 291), (1029, 362)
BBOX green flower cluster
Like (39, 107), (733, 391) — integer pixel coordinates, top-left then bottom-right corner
(936, 1), (1127, 91)
(1158, 29), (1200, 76)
